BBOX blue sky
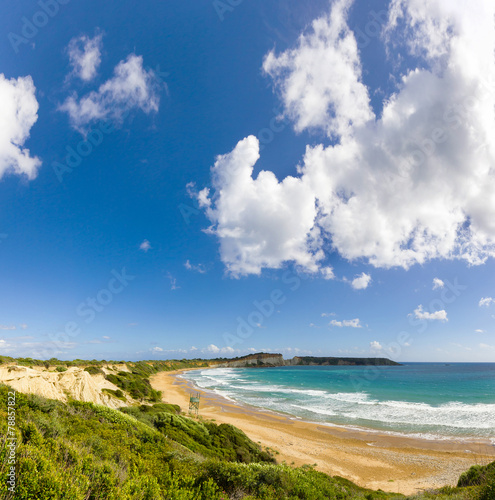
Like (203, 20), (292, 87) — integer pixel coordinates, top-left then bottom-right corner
(1, 0), (495, 362)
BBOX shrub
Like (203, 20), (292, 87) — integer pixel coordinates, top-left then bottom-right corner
(84, 366), (104, 375)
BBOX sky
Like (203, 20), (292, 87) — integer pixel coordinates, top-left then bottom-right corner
(1, 0), (495, 362)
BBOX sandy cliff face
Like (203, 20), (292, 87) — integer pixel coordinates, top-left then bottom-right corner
(0, 365), (130, 409)
(212, 353), (285, 368)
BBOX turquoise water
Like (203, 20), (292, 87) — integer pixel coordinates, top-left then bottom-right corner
(183, 363), (495, 440)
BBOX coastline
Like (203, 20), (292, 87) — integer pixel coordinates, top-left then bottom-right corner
(150, 368), (495, 495)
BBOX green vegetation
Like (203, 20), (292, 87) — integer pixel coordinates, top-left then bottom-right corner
(83, 366), (104, 376)
(120, 403), (274, 463)
(0, 384), (494, 499)
(102, 360), (207, 402)
(101, 388), (126, 401)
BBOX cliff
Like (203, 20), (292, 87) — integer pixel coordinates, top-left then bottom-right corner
(0, 364), (133, 408)
(288, 356), (401, 366)
(211, 352), (285, 368)
(213, 353), (400, 368)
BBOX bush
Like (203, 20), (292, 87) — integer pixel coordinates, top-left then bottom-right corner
(56, 366), (67, 372)
(84, 366), (105, 375)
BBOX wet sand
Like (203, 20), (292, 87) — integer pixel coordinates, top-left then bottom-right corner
(150, 369), (495, 495)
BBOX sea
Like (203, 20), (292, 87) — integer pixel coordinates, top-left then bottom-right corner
(182, 363), (495, 442)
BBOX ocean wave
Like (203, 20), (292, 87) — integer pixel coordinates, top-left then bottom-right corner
(183, 367), (495, 436)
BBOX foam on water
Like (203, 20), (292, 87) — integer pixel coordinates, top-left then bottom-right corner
(184, 364), (495, 439)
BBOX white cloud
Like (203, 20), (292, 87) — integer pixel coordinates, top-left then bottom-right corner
(197, 188), (211, 208)
(139, 239), (151, 252)
(480, 343), (495, 350)
(152, 347), (163, 352)
(202, 344), (222, 354)
(330, 318), (362, 328)
(479, 297), (495, 307)
(68, 33), (103, 81)
(0, 325), (16, 330)
(320, 267), (335, 280)
(351, 272), (371, 290)
(413, 304), (448, 321)
(0, 74), (41, 180)
(432, 278), (445, 290)
(166, 272), (179, 291)
(184, 260), (206, 273)
(321, 312), (336, 317)
(60, 54), (159, 132)
(102, 335), (111, 339)
(197, 0), (495, 275)
(263, 0), (373, 139)
(199, 136), (322, 276)
(370, 341), (383, 352)
(475, 329), (485, 333)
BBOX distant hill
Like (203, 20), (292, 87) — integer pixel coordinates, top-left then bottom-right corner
(212, 352), (401, 368)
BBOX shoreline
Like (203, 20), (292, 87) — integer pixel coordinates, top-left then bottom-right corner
(150, 368), (495, 495)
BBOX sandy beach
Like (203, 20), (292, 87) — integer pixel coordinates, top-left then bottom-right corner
(150, 368), (495, 496)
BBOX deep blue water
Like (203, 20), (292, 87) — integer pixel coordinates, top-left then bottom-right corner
(184, 363), (495, 440)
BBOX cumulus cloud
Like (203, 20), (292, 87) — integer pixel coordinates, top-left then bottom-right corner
(330, 318), (362, 328)
(198, 136), (322, 276)
(197, 0), (495, 276)
(350, 272), (371, 290)
(68, 33), (103, 81)
(0, 74), (41, 180)
(475, 329), (485, 333)
(60, 54), (159, 132)
(139, 239), (151, 252)
(479, 297), (495, 307)
(432, 278), (445, 290)
(412, 304), (448, 321)
(263, 0), (373, 139)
